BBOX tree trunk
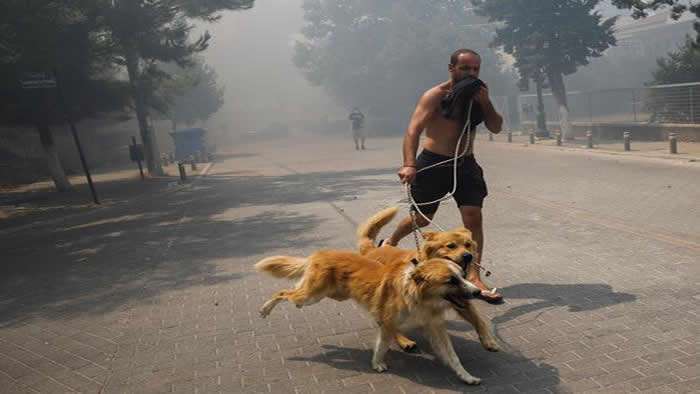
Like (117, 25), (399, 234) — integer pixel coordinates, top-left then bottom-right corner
(125, 47), (163, 175)
(37, 124), (72, 192)
(535, 78), (549, 137)
(547, 70), (573, 140)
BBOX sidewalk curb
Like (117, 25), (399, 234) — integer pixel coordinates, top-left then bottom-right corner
(482, 137), (700, 167)
(0, 162), (216, 236)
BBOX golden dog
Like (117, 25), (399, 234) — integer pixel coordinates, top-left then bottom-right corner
(256, 251), (484, 384)
(357, 206), (499, 353)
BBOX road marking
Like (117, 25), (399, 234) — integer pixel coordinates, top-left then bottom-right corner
(267, 159), (358, 227)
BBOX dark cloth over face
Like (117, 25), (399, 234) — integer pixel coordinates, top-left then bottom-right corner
(440, 77), (485, 130)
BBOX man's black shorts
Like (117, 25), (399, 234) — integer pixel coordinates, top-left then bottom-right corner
(410, 149), (488, 214)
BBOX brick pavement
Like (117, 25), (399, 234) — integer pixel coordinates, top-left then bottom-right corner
(0, 135), (697, 393)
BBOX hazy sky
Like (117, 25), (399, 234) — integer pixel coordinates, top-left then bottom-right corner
(197, 0), (343, 135)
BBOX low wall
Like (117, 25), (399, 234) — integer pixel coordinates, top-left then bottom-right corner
(521, 121), (700, 142)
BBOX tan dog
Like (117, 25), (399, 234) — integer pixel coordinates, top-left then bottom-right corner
(357, 206), (500, 353)
(256, 251), (484, 384)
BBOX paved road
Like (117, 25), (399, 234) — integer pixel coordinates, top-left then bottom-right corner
(1, 135), (698, 393)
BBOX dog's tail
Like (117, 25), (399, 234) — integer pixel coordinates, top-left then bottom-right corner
(255, 256), (308, 279)
(357, 206), (399, 255)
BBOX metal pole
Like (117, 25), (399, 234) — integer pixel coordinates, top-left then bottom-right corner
(623, 131), (631, 151)
(178, 162), (187, 182)
(556, 132), (562, 146)
(507, 131), (512, 143)
(690, 86), (694, 123)
(529, 131), (535, 144)
(68, 122), (99, 204)
(55, 69), (99, 204)
(669, 132), (678, 154)
(586, 130), (593, 149)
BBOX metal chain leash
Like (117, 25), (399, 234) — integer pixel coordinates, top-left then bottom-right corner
(407, 185), (423, 255)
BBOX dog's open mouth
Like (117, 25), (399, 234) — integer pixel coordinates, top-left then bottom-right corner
(444, 256), (465, 267)
(444, 294), (469, 309)
(444, 256), (470, 277)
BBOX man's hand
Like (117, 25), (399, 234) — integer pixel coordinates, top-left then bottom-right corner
(475, 86), (490, 106)
(476, 84), (503, 133)
(398, 166), (417, 184)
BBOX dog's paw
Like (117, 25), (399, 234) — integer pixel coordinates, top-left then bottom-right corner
(259, 302), (273, 318)
(481, 336), (500, 352)
(396, 336), (417, 352)
(372, 361), (388, 373)
(400, 340), (418, 353)
(459, 374), (481, 385)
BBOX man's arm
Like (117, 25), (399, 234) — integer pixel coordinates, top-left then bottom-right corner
(476, 87), (503, 134)
(403, 92), (436, 166)
(399, 91), (437, 183)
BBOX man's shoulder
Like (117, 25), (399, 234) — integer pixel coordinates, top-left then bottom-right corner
(421, 83), (449, 103)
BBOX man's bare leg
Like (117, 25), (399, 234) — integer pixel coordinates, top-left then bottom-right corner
(459, 206), (503, 303)
(385, 210), (434, 246)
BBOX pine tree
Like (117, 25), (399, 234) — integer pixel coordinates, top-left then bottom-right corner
(0, 0), (129, 191)
(98, 0), (254, 175)
(473, 0), (617, 140)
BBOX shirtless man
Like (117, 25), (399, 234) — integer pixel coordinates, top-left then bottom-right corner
(386, 48), (504, 303)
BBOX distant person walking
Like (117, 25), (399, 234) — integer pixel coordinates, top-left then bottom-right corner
(349, 107), (366, 150)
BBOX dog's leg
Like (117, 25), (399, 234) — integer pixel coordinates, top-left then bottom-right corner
(260, 289), (294, 318)
(371, 326), (395, 372)
(260, 288), (323, 318)
(454, 302), (500, 352)
(425, 322), (481, 385)
(395, 333), (417, 352)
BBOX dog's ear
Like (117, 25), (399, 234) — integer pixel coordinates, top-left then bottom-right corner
(453, 227), (473, 238)
(422, 231), (438, 241)
(422, 242), (437, 258)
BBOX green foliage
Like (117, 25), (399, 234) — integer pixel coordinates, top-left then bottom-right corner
(94, 0), (255, 173)
(652, 36), (700, 84)
(157, 58), (225, 126)
(473, 0), (617, 79)
(0, 0), (129, 126)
